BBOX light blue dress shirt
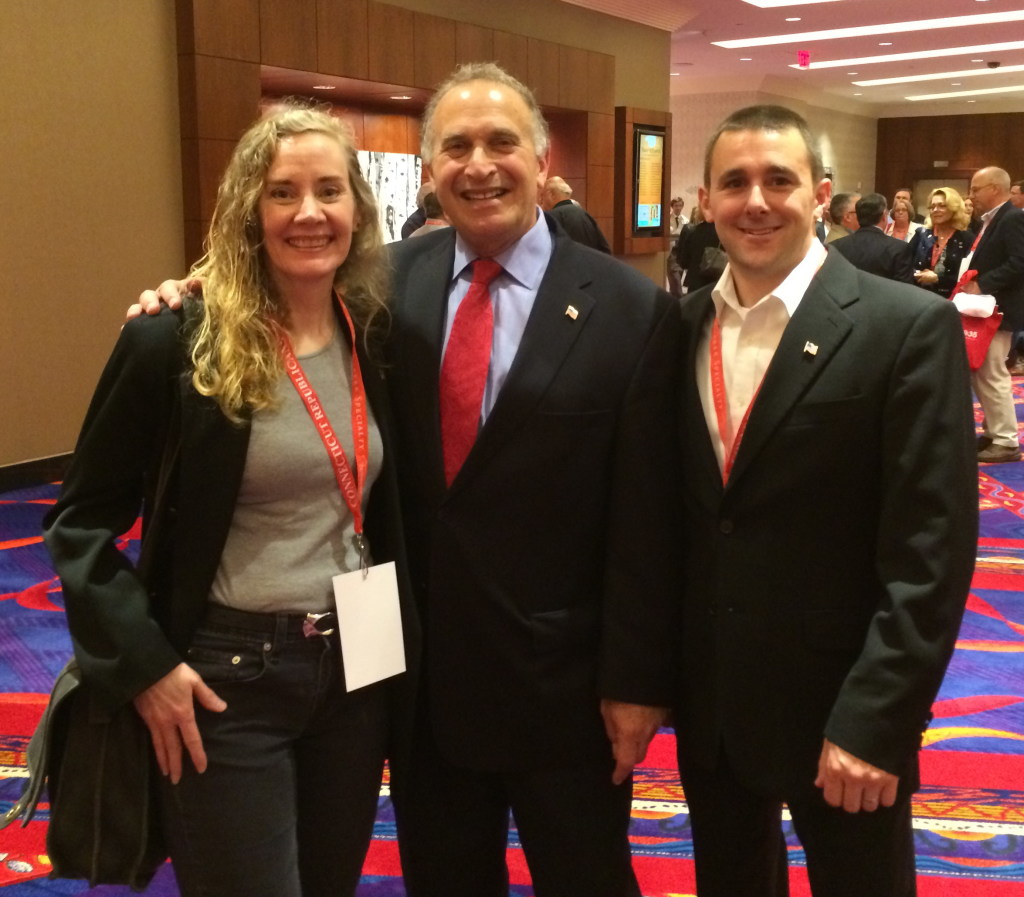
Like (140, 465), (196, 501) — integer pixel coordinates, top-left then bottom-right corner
(442, 210), (553, 423)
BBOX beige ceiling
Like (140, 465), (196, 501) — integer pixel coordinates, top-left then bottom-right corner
(563, 0), (1024, 117)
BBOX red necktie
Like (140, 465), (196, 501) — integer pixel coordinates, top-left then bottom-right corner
(440, 258), (503, 485)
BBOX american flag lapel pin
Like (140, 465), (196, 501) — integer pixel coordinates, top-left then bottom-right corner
(565, 305), (579, 320)
(803, 341), (819, 356)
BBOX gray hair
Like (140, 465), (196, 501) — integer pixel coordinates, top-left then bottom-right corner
(420, 62), (550, 162)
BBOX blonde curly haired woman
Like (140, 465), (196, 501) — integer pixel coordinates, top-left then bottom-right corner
(44, 105), (411, 897)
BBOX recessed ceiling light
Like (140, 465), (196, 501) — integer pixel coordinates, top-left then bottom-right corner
(853, 63), (1024, 86)
(715, 11), (1024, 48)
(879, 42), (892, 46)
(786, 18), (801, 22)
(312, 84), (336, 90)
(788, 40), (1024, 70)
(390, 95), (412, 100)
(740, 57), (753, 61)
(908, 83), (1024, 101)
(972, 59), (985, 62)
(741, 0), (844, 6)
(853, 92), (863, 96)
(671, 72), (680, 76)
(847, 71), (858, 75)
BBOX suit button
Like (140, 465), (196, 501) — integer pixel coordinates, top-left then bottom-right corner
(719, 519), (734, 534)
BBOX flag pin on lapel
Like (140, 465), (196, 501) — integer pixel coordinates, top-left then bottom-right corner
(565, 305), (579, 320)
(803, 341), (819, 356)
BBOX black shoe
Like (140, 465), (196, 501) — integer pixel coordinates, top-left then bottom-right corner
(978, 443), (1022, 463)
(978, 435), (993, 450)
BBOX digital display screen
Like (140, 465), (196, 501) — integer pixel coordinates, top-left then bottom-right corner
(633, 126), (665, 236)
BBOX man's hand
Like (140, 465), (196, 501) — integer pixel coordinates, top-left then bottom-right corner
(126, 278), (197, 321)
(600, 699), (668, 786)
(814, 738), (899, 813)
(959, 279), (982, 295)
(132, 662), (227, 784)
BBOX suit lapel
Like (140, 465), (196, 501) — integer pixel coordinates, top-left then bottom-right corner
(450, 234), (594, 489)
(680, 291), (725, 504)
(396, 236), (455, 490)
(726, 253), (857, 488)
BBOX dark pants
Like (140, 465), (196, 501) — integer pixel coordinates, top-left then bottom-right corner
(159, 605), (389, 897)
(679, 749), (917, 897)
(392, 718), (641, 897)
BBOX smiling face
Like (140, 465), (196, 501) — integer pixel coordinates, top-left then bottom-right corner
(700, 127), (830, 305)
(425, 79), (548, 258)
(928, 191), (952, 227)
(259, 133), (358, 296)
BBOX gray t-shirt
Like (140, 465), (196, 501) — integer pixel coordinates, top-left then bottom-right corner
(210, 330), (383, 613)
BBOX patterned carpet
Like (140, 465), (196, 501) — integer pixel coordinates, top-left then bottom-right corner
(2, 384), (1023, 894)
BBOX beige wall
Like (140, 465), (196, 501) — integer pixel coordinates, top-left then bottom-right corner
(2, 1), (185, 466)
(670, 91), (877, 221)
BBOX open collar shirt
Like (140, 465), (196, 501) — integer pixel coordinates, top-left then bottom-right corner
(697, 238), (827, 472)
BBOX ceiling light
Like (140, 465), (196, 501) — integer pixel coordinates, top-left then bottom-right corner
(907, 83), (1024, 101)
(786, 18), (801, 22)
(741, 0), (845, 6)
(854, 63), (1024, 86)
(312, 84), (336, 90)
(788, 40), (1024, 70)
(390, 95), (412, 100)
(879, 42), (892, 46)
(715, 10), (1024, 49)
(740, 57), (753, 61)
(671, 72), (680, 76)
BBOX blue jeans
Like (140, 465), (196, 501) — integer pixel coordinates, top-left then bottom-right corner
(158, 604), (389, 897)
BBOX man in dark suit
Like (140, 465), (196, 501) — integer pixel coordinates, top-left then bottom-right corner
(965, 166), (1024, 464)
(674, 105), (977, 896)
(386, 63), (681, 897)
(540, 175), (612, 253)
(830, 193), (915, 283)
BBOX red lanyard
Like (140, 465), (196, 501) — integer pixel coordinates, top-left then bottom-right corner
(709, 316), (764, 484)
(278, 291), (369, 541)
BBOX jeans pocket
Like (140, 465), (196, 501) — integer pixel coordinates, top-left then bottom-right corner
(185, 624), (268, 684)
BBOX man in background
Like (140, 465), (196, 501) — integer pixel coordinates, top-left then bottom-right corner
(1010, 179), (1024, 209)
(831, 193), (915, 283)
(540, 175), (612, 253)
(667, 196), (687, 296)
(675, 104), (977, 896)
(824, 191), (860, 243)
(965, 166), (1024, 464)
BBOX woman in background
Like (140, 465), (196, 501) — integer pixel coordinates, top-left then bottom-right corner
(909, 186), (974, 298)
(44, 105), (411, 897)
(886, 197), (921, 242)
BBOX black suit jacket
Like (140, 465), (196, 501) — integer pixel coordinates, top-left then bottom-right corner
(674, 251), (977, 796)
(44, 305), (416, 719)
(970, 201), (1024, 332)
(830, 225), (915, 284)
(547, 199), (611, 253)
(385, 219), (683, 770)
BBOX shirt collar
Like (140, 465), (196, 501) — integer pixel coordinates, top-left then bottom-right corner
(712, 238), (826, 320)
(452, 208), (552, 290)
(981, 200), (1009, 225)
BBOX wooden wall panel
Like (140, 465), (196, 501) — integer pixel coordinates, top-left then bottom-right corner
(363, 112), (414, 151)
(558, 46), (589, 113)
(192, 0), (259, 60)
(588, 163), (614, 220)
(456, 23), (493, 65)
(528, 39), (560, 107)
(492, 31), (529, 86)
(317, 0), (369, 78)
(548, 112), (588, 181)
(587, 52), (614, 114)
(261, 0), (317, 71)
(368, 3), (415, 86)
(194, 56), (262, 141)
(876, 113), (1024, 202)
(414, 13), (457, 91)
(587, 112), (614, 166)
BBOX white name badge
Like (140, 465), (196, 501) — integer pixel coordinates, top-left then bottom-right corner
(959, 253), (973, 280)
(332, 561), (405, 692)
